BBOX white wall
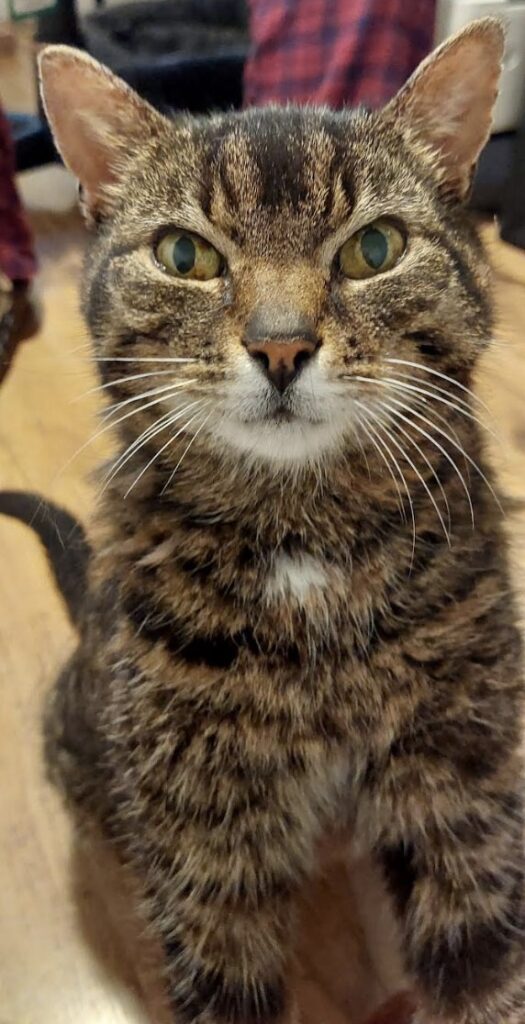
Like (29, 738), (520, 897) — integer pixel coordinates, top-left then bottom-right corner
(436, 0), (525, 131)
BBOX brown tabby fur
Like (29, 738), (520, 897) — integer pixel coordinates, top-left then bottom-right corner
(38, 19), (524, 1024)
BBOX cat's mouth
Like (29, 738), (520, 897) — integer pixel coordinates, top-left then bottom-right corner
(230, 390), (329, 427)
(262, 401), (326, 426)
(266, 406), (294, 423)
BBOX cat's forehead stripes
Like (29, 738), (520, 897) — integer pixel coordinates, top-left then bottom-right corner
(199, 128), (263, 239)
(105, 106), (440, 259)
(197, 109), (356, 248)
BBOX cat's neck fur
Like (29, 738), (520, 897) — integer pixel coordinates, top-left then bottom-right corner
(104, 436), (399, 553)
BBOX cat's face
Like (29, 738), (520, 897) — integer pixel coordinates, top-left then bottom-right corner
(85, 107), (490, 467)
(40, 22), (501, 470)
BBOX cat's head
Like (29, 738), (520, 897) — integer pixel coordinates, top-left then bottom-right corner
(39, 21), (502, 471)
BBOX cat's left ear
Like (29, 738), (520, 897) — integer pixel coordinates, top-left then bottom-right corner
(385, 17), (504, 199)
(38, 45), (168, 222)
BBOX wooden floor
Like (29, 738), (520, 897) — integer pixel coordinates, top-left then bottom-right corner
(2, 32), (525, 1024)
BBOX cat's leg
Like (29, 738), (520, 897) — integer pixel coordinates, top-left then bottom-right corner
(365, 740), (525, 1024)
(123, 741), (346, 1024)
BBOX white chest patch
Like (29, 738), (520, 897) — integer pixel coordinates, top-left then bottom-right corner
(265, 552), (328, 605)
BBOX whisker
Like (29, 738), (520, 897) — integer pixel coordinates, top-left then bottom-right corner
(381, 397), (474, 523)
(347, 372), (474, 516)
(350, 374), (496, 441)
(161, 406), (214, 495)
(381, 396), (495, 522)
(358, 400), (451, 547)
(125, 402), (210, 498)
(382, 369), (477, 414)
(379, 406), (452, 533)
(104, 399), (205, 490)
(407, 393), (462, 444)
(380, 376), (497, 440)
(387, 395), (504, 511)
(93, 356), (198, 364)
(101, 380), (196, 421)
(102, 411), (178, 492)
(358, 439), (372, 482)
(353, 409), (407, 524)
(375, 408), (451, 546)
(96, 388), (194, 436)
(57, 388), (195, 482)
(354, 400), (416, 558)
(351, 414), (373, 483)
(73, 368), (187, 401)
(408, 392), (472, 485)
(384, 357), (493, 417)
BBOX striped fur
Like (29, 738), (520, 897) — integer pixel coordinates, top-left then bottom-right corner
(40, 22), (524, 1024)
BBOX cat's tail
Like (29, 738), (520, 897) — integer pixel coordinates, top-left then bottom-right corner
(0, 491), (91, 626)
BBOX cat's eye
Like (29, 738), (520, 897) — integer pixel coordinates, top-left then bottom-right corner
(155, 231), (223, 281)
(339, 219), (406, 279)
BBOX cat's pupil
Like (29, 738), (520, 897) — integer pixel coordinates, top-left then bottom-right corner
(360, 228), (388, 269)
(174, 236), (196, 274)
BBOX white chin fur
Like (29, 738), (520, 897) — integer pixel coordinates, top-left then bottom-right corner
(212, 415), (349, 466)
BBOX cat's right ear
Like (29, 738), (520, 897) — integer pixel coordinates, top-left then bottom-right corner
(384, 18), (504, 199)
(38, 45), (166, 223)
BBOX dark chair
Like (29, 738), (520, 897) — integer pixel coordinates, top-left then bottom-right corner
(9, 112), (56, 173)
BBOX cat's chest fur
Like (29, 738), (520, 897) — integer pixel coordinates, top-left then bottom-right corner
(98, 453), (411, 691)
(130, 530), (351, 625)
(106, 501), (395, 685)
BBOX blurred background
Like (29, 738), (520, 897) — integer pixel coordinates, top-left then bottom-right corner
(0, 3), (525, 1024)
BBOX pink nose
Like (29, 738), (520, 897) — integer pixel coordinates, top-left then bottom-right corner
(245, 338), (318, 393)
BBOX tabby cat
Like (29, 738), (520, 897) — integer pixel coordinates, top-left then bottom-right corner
(30, 18), (525, 1024)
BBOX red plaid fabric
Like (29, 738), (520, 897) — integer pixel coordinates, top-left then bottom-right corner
(0, 106), (36, 283)
(244, 0), (436, 110)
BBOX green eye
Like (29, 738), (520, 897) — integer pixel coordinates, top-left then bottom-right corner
(339, 219), (405, 279)
(155, 231), (223, 281)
